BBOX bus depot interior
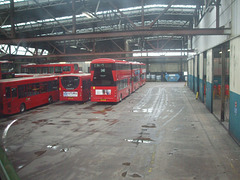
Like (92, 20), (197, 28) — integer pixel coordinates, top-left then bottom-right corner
(1, 0), (240, 179)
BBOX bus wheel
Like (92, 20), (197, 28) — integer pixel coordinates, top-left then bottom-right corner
(48, 96), (53, 104)
(20, 103), (25, 113)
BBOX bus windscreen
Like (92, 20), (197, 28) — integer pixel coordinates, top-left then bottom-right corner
(92, 63), (115, 86)
(61, 76), (80, 90)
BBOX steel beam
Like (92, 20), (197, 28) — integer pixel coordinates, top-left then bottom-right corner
(108, 1), (137, 29)
(32, 0), (70, 33)
(149, 0), (176, 28)
(0, 28), (229, 44)
(2, 49), (193, 60)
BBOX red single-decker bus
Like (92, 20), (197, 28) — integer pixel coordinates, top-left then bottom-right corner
(0, 76), (59, 115)
(90, 58), (131, 102)
(21, 63), (79, 74)
(59, 74), (91, 102)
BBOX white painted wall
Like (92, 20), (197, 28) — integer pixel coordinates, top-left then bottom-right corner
(188, 59), (193, 76)
(199, 53), (204, 79)
(232, 0), (240, 36)
(206, 49), (213, 83)
(193, 0), (233, 53)
(148, 62), (187, 73)
(230, 36), (240, 94)
(77, 62), (91, 73)
(194, 56), (198, 77)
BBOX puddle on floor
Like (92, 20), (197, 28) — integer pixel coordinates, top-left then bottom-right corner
(142, 123), (156, 128)
(125, 137), (154, 144)
(34, 150), (46, 157)
(122, 162), (131, 166)
(32, 119), (48, 124)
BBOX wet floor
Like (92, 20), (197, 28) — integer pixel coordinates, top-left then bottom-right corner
(0, 82), (240, 180)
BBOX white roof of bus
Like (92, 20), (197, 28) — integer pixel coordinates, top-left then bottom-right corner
(0, 75), (58, 83)
(58, 73), (90, 77)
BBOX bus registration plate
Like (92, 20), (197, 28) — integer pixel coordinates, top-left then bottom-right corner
(63, 91), (78, 97)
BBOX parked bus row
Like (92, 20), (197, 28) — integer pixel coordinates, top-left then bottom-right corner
(90, 58), (146, 102)
(0, 59), (146, 115)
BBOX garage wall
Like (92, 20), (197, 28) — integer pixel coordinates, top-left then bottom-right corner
(194, 55), (198, 94)
(199, 53), (204, 102)
(229, 36), (240, 142)
(206, 49), (213, 112)
(148, 62), (187, 73)
(232, 0), (240, 36)
(188, 59), (194, 91)
(193, 0), (232, 53)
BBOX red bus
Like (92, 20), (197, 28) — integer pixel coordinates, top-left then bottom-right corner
(90, 58), (131, 102)
(21, 63), (79, 74)
(130, 61), (141, 92)
(0, 61), (14, 79)
(140, 63), (146, 86)
(59, 74), (91, 102)
(0, 76), (59, 115)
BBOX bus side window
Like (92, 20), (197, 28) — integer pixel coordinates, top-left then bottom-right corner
(74, 64), (79, 71)
(37, 67), (41, 73)
(48, 81), (58, 91)
(52, 80), (58, 90)
(47, 81), (52, 92)
(63, 66), (71, 72)
(12, 88), (17, 98)
(18, 85), (25, 98)
(49, 67), (54, 73)
(55, 67), (62, 73)
(6, 87), (11, 98)
(34, 83), (40, 95)
(40, 82), (48, 93)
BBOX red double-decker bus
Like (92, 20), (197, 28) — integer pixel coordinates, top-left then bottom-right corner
(130, 61), (141, 92)
(59, 74), (91, 102)
(140, 63), (146, 86)
(0, 61), (15, 79)
(0, 76), (59, 115)
(90, 58), (131, 102)
(21, 63), (79, 74)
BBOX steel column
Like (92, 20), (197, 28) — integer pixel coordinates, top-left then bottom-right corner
(221, 45), (226, 121)
(10, 0), (16, 38)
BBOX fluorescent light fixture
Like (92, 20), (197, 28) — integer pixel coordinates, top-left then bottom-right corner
(82, 12), (95, 19)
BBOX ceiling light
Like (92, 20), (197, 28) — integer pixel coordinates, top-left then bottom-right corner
(82, 12), (95, 19)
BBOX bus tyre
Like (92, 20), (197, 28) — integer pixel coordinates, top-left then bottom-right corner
(20, 103), (25, 113)
(48, 96), (53, 104)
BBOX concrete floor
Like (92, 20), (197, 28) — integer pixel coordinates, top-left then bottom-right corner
(0, 82), (240, 180)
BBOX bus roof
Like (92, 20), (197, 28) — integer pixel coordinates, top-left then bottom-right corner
(0, 61), (13, 64)
(21, 63), (77, 67)
(0, 75), (58, 84)
(91, 58), (129, 64)
(58, 73), (90, 77)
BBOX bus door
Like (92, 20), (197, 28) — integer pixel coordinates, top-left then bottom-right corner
(5, 86), (18, 114)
